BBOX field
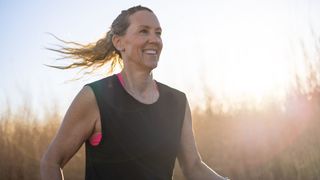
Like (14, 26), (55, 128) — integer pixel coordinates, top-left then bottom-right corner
(1, 90), (320, 180)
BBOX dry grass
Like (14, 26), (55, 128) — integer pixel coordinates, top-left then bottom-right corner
(189, 93), (320, 180)
(0, 103), (84, 180)
(1, 91), (320, 180)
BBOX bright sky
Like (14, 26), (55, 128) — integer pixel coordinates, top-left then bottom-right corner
(1, 0), (320, 117)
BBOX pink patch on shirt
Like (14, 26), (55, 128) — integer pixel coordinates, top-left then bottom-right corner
(89, 132), (102, 146)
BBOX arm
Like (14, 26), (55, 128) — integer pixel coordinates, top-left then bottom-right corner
(40, 86), (99, 180)
(177, 100), (228, 180)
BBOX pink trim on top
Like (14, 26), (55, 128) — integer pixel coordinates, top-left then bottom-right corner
(116, 73), (125, 87)
(89, 73), (124, 146)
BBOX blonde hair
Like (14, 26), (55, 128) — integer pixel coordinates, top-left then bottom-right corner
(48, 5), (153, 74)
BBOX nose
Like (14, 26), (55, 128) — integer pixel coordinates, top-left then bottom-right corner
(148, 33), (162, 44)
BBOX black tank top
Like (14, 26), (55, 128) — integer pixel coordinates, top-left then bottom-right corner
(85, 75), (186, 180)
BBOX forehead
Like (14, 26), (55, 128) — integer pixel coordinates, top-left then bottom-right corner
(128, 10), (161, 29)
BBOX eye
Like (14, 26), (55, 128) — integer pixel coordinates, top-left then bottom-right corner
(139, 29), (148, 34)
(156, 31), (162, 36)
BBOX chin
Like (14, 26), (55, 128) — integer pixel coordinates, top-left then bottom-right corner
(145, 59), (159, 70)
(146, 63), (158, 71)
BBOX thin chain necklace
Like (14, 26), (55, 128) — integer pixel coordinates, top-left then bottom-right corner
(118, 73), (159, 103)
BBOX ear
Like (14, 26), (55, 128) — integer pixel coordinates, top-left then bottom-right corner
(112, 35), (124, 51)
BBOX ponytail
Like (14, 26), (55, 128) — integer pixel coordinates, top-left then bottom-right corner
(47, 5), (152, 76)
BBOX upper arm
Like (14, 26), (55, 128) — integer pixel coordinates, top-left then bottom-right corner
(177, 99), (202, 173)
(42, 85), (99, 168)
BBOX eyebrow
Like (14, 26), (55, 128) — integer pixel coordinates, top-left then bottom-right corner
(138, 25), (162, 31)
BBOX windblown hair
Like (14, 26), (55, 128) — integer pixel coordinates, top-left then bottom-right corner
(48, 5), (153, 74)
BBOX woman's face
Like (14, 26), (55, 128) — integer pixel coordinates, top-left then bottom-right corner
(119, 10), (162, 71)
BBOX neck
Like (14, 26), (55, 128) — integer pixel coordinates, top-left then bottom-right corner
(120, 67), (155, 95)
(119, 68), (159, 104)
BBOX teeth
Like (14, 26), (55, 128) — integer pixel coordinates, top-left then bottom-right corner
(144, 50), (157, 55)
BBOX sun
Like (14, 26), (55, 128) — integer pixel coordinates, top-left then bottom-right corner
(201, 14), (319, 112)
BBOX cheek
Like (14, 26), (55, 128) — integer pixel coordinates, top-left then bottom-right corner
(159, 41), (163, 51)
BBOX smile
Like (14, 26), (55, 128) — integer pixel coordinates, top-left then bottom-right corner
(143, 49), (157, 55)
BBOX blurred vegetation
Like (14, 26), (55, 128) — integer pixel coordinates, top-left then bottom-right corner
(1, 90), (320, 180)
(0, 103), (85, 180)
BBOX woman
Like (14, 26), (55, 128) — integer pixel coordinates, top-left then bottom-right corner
(40, 5), (228, 180)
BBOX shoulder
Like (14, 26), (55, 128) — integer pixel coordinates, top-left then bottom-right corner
(74, 85), (97, 108)
(65, 85), (99, 124)
(157, 81), (185, 94)
(86, 75), (115, 88)
(157, 81), (186, 101)
(85, 75), (117, 95)
(84, 75), (119, 107)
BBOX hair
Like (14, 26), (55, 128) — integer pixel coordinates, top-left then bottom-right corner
(48, 5), (153, 74)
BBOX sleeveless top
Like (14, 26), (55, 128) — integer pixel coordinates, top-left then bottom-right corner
(85, 74), (187, 180)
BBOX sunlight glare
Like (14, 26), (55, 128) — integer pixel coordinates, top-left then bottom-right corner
(201, 7), (319, 112)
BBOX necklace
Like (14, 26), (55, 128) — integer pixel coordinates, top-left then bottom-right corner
(126, 81), (159, 104)
(118, 73), (159, 104)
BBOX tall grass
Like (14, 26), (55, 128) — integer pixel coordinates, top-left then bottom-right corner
(1, 91), (320, 179)
(189, 92), (320, 179)
(0, 103), (85, 180)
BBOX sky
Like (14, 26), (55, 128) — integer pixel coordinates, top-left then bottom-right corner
(1, 0), (320, 117)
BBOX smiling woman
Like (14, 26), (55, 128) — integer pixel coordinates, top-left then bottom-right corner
(40, 5), (229, 180)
